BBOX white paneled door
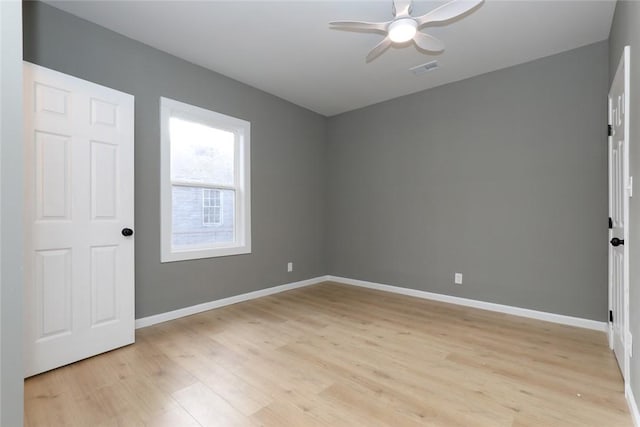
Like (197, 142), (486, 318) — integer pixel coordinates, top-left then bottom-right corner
(608, 47), (630, 380)
(23, 63), (135, 377)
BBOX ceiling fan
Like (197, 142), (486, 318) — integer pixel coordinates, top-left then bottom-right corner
(330, 0), (484, 62)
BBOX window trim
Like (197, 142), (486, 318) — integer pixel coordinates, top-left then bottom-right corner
(160, 97), (251, 262)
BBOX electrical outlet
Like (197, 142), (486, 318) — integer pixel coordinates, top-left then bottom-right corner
(287, 262), (293, 272)
(454, 273), (463, 285)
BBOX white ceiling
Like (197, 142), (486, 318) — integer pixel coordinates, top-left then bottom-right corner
(46, 0), (616, 116)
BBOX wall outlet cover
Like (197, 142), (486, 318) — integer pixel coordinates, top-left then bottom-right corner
(454, 273), (463, 285)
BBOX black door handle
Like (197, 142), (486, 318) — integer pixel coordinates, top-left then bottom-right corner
(121, 228), (134, 237)
(610, 237), (624, 247)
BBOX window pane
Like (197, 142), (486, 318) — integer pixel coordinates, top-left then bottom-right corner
(172, 185), (235, 248)
(170, 117), (235, 186)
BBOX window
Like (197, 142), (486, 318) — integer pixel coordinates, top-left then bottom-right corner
(160, 97), (250, 262)
(202, 188), (222, 226)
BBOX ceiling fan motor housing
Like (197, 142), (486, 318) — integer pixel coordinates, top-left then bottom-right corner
(388, 18), (418, 43)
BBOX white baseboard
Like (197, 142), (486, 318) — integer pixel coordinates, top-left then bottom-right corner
(327, 275), (607, 332)
(136, 274), (607, 332)
(135, 275), (330, 329)
(627, 384), (640, 427)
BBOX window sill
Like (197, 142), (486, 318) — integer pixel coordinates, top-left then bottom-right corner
(161, 244), (251, 263)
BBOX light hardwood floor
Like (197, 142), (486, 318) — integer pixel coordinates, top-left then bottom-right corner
(25, 282), (632, 426)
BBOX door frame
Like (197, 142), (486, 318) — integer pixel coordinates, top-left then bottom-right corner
(608, 45), (631, 383)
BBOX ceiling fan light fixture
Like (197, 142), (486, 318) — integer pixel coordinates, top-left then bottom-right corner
(330, 0), (483, 61)
(388, 18), (417, 43)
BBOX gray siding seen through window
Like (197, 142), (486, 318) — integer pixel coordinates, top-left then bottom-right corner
(172, 186), (234, 247)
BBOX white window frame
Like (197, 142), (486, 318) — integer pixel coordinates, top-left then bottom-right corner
(160, 97), (251, 262)
(202, 188), (223, 226)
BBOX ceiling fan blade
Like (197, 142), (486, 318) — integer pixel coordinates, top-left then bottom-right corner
(366, 37), (393, 62)
(413, 32), (445, 52)
(393, 0), (412, 17)
(330, 20), (389, 32)
(416, 0), (483, 26)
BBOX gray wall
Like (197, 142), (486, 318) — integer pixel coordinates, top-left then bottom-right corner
(1, 1), (24, 425)
(326, 41), (609, 321)
(609, 0), (640, 411)
(23, 3), (611, 322)
(23, 1), (327, 318)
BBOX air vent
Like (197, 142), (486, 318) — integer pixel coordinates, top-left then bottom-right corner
(409, 60), (439, 75)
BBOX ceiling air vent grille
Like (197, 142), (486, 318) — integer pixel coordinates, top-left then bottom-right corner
(409, 60), (439, 75)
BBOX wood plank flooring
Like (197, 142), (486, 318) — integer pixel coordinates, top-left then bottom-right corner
(25, 282), (632, 426)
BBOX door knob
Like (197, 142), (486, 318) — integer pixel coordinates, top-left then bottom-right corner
(121, 228), (134, 237)
(610, 237), (624, 247)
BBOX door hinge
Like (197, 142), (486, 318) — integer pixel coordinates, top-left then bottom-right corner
(609, 217), (613, 229)
(608, 124), (613, 136)
(609, 310), (614, 323)
(628, 176), (634, 198)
